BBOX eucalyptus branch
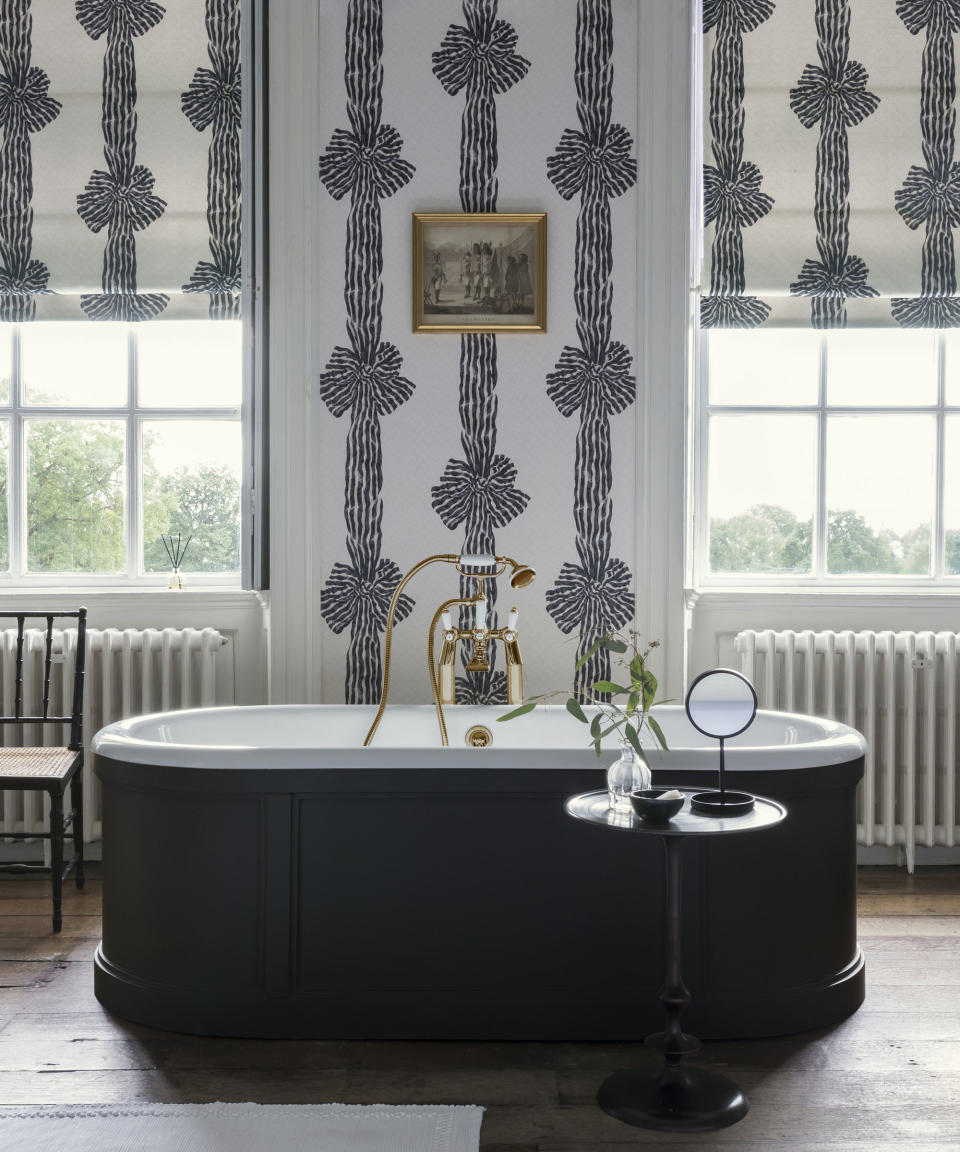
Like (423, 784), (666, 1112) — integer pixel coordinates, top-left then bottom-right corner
(498, 629), (669, 757)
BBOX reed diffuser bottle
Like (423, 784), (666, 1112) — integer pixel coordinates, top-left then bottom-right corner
(161, 533), (192, 591)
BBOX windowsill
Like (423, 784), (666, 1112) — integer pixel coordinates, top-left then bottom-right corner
(0, 586), (264, 612)
(688, 585), (960, 609)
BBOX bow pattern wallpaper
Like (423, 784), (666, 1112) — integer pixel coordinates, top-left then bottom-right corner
(317, 0), (640, 704)
(0, 0), (239, 321)
(702, 0), (960, 327)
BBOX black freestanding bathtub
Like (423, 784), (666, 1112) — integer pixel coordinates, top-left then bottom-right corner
(92, 703), (866, 1039)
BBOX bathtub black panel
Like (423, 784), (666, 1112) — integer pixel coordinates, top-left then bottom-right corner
(100, 786), (267, 995)
(93, 756), (865, 1040)
(293, 791), (665, 997)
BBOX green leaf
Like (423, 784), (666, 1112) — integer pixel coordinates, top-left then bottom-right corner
(497, 701), (536, 722)
(629, 654), (645, 681)
(605, 639), (628, 653)
(589, 714), (602, 738)
(592, 736), (602, 757)
(647, 715), (668, 750)
(575, 639), (604, 670)
(592, 680), (631, 695)
(638, 669), (658, 710)
(627, 692), (640, 716)
(624, 724), (644, 758)
(565, 697), (588, 724)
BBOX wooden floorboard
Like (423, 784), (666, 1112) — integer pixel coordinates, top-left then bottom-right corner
(0, 866), (957, 1149)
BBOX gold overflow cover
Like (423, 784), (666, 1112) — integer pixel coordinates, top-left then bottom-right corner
(465, 725), (493, 748)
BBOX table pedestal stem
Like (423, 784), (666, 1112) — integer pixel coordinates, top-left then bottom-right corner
(596, 835), (749, 1132)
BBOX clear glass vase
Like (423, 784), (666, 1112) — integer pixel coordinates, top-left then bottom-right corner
(607, 737), (652, 813)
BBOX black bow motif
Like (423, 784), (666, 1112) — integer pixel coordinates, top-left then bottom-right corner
(896, 0), (960, 36)
(76, 166), (166, 234)
(431, 455), (529, 531)
(895, 164), (960, 230)
(547, 124), (637, 202)
(546, 557), (634, 637)
(432, 5), (530, 96)
(791, 254), (879, 300)
(703, 0), (776, 35)
(75, 0), (165, 40)
(546, 342), (635, 419)
(318, 343), (415, 419)
(703, 162), (774, 229)
(182, 57), (241, 133)
(320, 559), (414, 635)
(319, 124), (416, 202)
(0, 66), (61, 133)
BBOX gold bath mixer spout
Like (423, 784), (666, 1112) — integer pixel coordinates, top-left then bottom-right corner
(363, 553), (535, 748)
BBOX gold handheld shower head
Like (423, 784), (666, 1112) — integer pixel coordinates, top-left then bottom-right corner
(508, 563), (536, 589)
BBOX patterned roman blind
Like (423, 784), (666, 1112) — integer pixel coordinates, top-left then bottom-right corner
(701, 0), (960, 328)
(0, 0), (240, 322)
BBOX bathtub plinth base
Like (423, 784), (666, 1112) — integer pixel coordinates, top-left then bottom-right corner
(94, 943), (865, 1041)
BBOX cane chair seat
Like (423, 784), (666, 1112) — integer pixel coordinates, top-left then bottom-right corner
(0, 608), (87, 931)
(0, 747), (80, 782)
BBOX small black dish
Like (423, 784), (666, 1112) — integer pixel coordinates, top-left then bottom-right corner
(630, 788), (685, 823)
(690, 790), (755, 816)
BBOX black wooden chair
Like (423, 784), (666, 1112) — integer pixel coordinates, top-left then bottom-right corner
(0, 609), (87, 932)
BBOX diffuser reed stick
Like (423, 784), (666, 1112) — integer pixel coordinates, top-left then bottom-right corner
(161, 533), (192, 590)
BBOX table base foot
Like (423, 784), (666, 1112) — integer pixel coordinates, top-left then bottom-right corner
(597, 1063), (748, 1132)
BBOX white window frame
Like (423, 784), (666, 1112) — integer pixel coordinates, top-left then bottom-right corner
(0, 324), (242, 588)
(694, 328), (959, 590)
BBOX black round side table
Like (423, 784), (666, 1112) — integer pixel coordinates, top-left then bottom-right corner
(564, 788), (787, 1133)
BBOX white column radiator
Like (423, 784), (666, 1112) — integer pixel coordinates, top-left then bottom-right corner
(736, 628), (960, 871)
(0, 627), (227, 844)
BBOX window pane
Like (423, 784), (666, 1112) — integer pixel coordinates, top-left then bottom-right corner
(142, 420), (241, 573)
(944, 416), (960, 575)
(826, 330), (936, 407)
(25, 420), (125, 573)
(708, 414), (816, 574)
(707, 330), (820, 406)
(137, 321), (242, 408)
(21, 323), (127, 407)
(0, 326), (12, 405)
(943, 332), (960, 406)
(826, 416), (934, 575)
(0, 421), (8, 570)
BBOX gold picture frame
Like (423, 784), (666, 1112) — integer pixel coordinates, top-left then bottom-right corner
(413, 212), (546, 333)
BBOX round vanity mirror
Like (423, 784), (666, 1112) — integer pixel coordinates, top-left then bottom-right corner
(685, 668), (757, 740)
(685, 669), (758, 816)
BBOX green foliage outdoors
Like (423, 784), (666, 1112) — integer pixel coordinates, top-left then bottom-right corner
(711, 503), (953, 576)
(26, 420), (125, 572)
(0, 418), (239, 575)
(143, 463), (240, 573)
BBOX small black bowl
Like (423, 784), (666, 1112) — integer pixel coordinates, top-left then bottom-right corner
(630, 788), (685, 823)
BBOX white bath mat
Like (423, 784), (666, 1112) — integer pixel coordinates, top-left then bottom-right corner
(0, 1102), (484, 1152)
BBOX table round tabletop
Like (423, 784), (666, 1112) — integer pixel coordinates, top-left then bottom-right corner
(564, 789), (787, 837)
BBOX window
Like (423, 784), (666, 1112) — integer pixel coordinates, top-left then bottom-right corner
(0, 2), (257, 587)
(697, 328), (960, 584)
(0, 321), (242, 583)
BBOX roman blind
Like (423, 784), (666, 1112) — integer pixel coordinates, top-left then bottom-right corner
(701, 0), (960, 328)
(0, 0), (240, 322)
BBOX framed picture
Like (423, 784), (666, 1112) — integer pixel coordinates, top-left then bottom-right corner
(413, 212), (546, 333)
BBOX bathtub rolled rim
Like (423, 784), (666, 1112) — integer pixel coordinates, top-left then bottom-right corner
(91, 703), (868, 772)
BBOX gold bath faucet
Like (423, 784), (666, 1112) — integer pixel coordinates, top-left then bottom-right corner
(436, 588), (525, 707)
(363, 553), (536, 748)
